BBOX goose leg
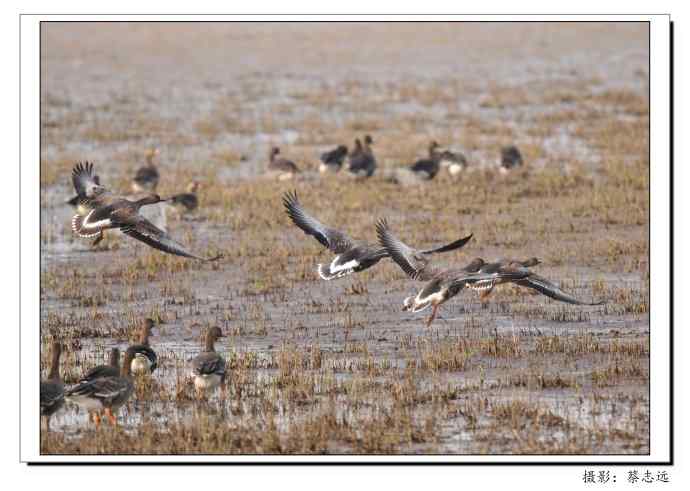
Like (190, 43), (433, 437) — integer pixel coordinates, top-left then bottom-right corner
(104, 407), (117, 426)
(480, 287), (494, 309)
(426, 304), (440, 327)
(92, 412), (101, 428)
(91, 231), (104, 248)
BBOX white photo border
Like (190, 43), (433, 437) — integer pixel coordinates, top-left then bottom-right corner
(21, 14), (670, 464)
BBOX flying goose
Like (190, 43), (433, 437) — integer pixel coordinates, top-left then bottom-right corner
(66, 350), (135, 426)
(319, 145), (348, 173)
(283, 190), (473, 281)
(463, 258), (604, 306)
(132, 148), (160, 193)
(377, 219), (603, 326)
(40, 340), (64, 431)
(70, 162), (221, 261)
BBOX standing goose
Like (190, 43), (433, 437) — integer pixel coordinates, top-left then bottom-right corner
(192, 326), (226, 399)
(79, 347), (120, 383)
(433, 141), (468, 177)
(283, 191), (473, 280)
(319, 145), (348, 173)
(132, 148), (160, 193)
(377, 219), (603, 326)
(500, 145), (523, 174)
(126, 318), (158, 376)
(407, 141), (443, 180)
(169, 181), (200, 214)
(65, 350), (135, 427)
(347, 135), (376, 178)
(40, 341), (64, 431)
(268, 147), (300, 181)
(70, 162), (221, 261)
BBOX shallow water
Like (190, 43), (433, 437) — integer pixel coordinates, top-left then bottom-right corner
(40, 22), (649, 455)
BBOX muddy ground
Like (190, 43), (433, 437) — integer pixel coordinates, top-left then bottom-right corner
(39, 22), (649, 455)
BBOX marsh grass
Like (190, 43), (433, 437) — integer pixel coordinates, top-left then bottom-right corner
(40, 23), (649, 455)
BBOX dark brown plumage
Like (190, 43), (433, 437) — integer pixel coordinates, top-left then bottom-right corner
(132, 148), (160, 192)
(268, 147), (300, 180)
(377, 219), (602, 327)
(127, 318), (158, 375)
(192, 327), (226, 399)
(347, 135), (376, 177)
(500, 145), (523, 172)
(70, 163), (220, 261)
(79, 347), (120, 383)
(65, 350), (135, 426)
(283, 191), (472, 281)
(319, 145), (348, 173)
(40, 341), (64, 431)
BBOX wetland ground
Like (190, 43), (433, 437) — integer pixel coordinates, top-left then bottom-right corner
(39, 22), (649, 455)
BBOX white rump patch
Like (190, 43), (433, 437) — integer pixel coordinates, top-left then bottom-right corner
(71, 214), (101, 238)
(411, 290), (445, 312)
(468, 279), (495, 292)
(317, 256), (359, 280)
(448, 163), (463, 176)
(73, 210), (111, 238)
(330, 256), (359, 274)
(194, 373), (221, 392)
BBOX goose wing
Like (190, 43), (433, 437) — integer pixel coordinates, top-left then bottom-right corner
(349, 152), (375, 175)
(283, 190), (355, 254)
(71, 162), (101, 196)
(66, 376), (130, 403)
(321, 146), (347, 165)
(117, 215), (221, 261)
(71, 162), (114, 211)
(79, 365), (119, 384)
(193, 352), (226, 377)
(375, 219), (436, 281)
(515, 274), (605, 306)
(420, 233), (473, 256)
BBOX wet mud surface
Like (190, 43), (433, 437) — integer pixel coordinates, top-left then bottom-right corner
(40, 22), (649, 454)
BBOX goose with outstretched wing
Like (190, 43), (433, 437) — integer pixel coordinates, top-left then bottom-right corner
(69, 162), (221, 261)
(377, 219), (603, 326)
(283, 190), (473, 281)
(376, 218), (495, 326)
(464, 258), (605, 306)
